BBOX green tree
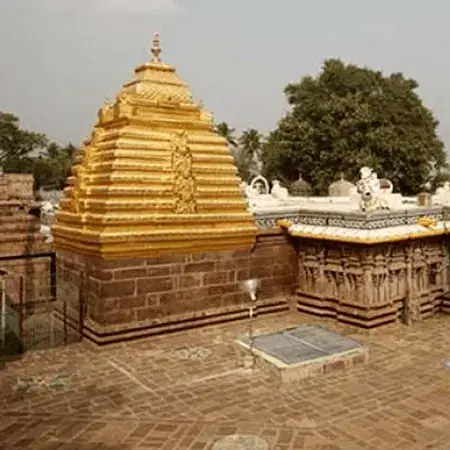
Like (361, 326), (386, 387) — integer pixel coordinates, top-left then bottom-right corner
(215, 121), (238, 147)
(0, 111), (76, 190)
(239, 128), (263, 161)
(262, 59), (447, 195)
(233, 128), (264, 182)
(0, 112), (47, 170)
(34, 142), (76, 190)
(214, 121), (250, 181)
(231, 148), (252, 182)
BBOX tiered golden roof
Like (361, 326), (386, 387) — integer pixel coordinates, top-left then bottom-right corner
(53, 34), (257, 259)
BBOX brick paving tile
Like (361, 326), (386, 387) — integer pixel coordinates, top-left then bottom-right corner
(1, 312), (450, 449)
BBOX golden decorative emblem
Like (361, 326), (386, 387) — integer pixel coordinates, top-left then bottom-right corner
(171, 131), (197, 214)
(417, 216), (437, 228)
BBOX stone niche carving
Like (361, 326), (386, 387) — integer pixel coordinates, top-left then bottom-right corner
(250, 175), (270, 196)
(295, 238), (448, 328)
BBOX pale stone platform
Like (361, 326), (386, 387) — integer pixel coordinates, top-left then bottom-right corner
(237, 325), (369, 382)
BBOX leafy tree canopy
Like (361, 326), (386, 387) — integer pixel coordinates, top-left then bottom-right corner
(0, 111), (75, 190)
(262, 58), (447, 195)
(0, 112), (47, 168)
(237, 128), (264, 182)
(215, 122), (265, 182)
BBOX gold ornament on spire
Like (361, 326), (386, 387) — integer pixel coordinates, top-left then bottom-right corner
(151, 32), (162, 63)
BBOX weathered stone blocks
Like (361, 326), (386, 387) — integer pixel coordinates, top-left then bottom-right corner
(57, 232), (296, 343)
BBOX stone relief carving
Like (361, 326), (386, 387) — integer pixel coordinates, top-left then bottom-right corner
(296, 239), (447, 325)
(171, 131), (197, 214)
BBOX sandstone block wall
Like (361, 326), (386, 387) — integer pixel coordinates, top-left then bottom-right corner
(1, 257), (53, 305)
(57, 232), (297, 343)
(0, 173), (34, 201)
(0, 172), (53, 306)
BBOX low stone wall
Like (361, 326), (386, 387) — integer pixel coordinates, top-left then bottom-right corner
(57, 232), (297, 344)
(1, 256), (53, 305)
(0, 199), (53, 306)
(294, 237), (449, 327)
(0, 173), (34, 201)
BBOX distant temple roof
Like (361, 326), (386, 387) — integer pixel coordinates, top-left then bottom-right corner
(328, 174), (356, 197)
(289, 175), (312, 196)
(53, 33), (257, 259)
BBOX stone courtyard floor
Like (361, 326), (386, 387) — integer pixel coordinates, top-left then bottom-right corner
(1, 311), (450, 449)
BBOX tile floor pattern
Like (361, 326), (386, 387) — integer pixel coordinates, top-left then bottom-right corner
(1, 312), (450, 449)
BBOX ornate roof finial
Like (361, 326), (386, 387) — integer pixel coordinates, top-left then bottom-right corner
(151, 32), (162, 63)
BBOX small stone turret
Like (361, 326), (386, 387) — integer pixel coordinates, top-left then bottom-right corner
(289, 175), (312, 196)
(328, 174), (356, 197)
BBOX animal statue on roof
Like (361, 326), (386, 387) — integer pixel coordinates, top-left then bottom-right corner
(356, 167), (390, 212)
(271, 180), (289, 200)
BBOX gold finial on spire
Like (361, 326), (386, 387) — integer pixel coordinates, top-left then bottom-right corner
(151, 32), (162, 63)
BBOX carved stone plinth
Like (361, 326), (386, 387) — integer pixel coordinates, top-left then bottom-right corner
(294, 237), (449, 328)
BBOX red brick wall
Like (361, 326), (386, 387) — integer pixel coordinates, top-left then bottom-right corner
(56, 232), (297, 336)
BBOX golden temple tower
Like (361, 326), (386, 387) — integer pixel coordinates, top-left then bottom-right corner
(53, 34), (258, 259)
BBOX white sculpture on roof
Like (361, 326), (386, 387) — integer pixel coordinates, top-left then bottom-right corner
(271, 180), (289, 200)
(250, 175), (270, 195)
(356, 167), (390, 212)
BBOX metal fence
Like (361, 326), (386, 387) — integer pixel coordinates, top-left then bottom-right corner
(0, 253), (84, 360)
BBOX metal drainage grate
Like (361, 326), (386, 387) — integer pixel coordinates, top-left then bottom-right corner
(212, 435), (269, 450)
(239, 325), (363, 365)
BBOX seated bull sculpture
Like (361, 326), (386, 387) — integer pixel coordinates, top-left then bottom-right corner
(356, 167), (390, 213)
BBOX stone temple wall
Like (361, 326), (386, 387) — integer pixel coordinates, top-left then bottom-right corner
(295, 237), (450, 328)
(56, 226), (450, 343)
(57, 232), (297, 344)
(0, 173), (34, 201)
(0, 173), (53, 305)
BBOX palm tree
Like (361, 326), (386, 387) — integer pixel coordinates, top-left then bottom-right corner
(238, 128), (263, 162)
(215, 122), (238, 147)
(238, 128), (264, 176)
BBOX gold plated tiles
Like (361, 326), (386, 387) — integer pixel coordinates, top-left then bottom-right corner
(53, 34), (257, 259)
